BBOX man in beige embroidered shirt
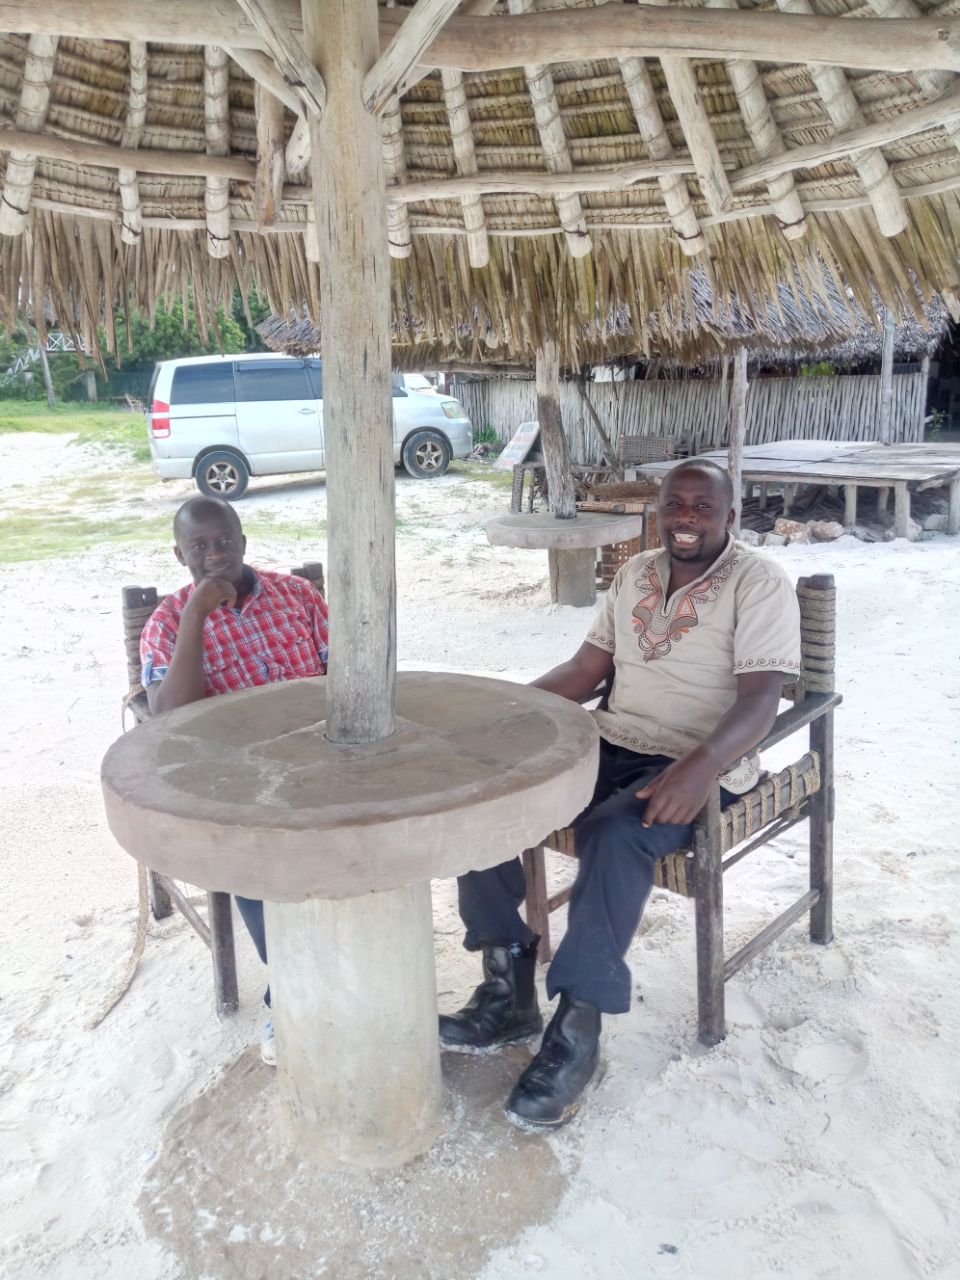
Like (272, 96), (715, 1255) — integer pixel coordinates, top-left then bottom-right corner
(440, 460), (801, 1129)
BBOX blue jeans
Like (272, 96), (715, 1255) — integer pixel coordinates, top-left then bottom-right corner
(234, 896), (270, 1008)
(457, 742), (728, 1014)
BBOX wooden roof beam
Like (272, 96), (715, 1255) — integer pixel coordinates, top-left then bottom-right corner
(362, 0), (461, 114)
(707, 0), (806, 241)
(254, 81), (285, 226)
(0, 34), (58, 237)
(618, 57), (705, 257)
(204, 46), (232, 258)
(646, 0), (732, 217)
(863, 0), (960, 156)
(1, 3), (960, 73)
(776, 0), (906, 238)
(235, 0), (326, 115)
(227, 45), (305, 118)
(383, 97), (413, 258)
(507, 0), (590, 260)
(440, 69), (490, 270)
(731, 83), (960, 190)
(117, 40), (148, 245)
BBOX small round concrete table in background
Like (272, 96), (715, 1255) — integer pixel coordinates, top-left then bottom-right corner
(486, 511), (647, 606)
(101, 673), (598, 1168)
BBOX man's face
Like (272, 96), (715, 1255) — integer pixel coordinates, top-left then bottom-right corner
(657, 468), (734, 567)
(174, 512), (246, 586)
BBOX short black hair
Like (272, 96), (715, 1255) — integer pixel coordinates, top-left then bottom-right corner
(661, 460), (735, 507)
(173, 496), (243, 541)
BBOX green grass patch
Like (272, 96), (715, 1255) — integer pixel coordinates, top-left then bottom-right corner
(0, 508), (173, 565)
(0, 402), (133, 434)
(455, 460), (514, 491)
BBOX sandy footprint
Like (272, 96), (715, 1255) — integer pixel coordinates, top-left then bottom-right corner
(774, 1029), (867, 1091)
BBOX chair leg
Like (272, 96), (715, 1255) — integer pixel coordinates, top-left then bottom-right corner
(147, 869), (173, 920)
(207, 892), (239, 1016)
(521, 845), (552, 963)
(809, 711), (835, 945)
(693, 790), (725, 1046)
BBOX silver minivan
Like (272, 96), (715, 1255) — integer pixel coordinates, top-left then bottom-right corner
(146, 354), (473, 498)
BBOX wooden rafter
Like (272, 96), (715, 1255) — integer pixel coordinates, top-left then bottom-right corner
(0, 34), (58, 237)
(204, 46), (232, 259)
(383, 96), (413, 258)
(863, 0), (960, 156)
(235, 0), (326, 116)
(440, 69), (490, 270)
(707, 0), (806, 241)
(776, 0), (906, 239)
(254, 82), (285, 226)
(618, 55), (705, 257)
(362, 0), (460, 113)
(507, 0), (589, 260)
(286, 117), (311, 177)
(730, 84), (960, 191)
(117, 40), (148, 246)
(227, 45), (304, 118)
(646, 0), (732, 217)
(2, 3), (959, 73)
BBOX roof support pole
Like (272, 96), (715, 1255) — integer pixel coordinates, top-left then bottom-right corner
(879, 306), (896, 445)
(302, 0), (396, 745)
(536, 336), (577, 520)
(728, 347), (749, 532)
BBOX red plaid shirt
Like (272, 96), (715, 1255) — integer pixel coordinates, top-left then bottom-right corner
(141, 568), (329, 698)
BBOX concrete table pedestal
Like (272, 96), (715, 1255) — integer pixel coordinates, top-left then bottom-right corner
(102, 673), (598, 1168)
(486, 511), (647, 606)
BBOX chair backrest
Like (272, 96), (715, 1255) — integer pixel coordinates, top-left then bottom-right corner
(794, 573), (836, 700)
(617, 434), (677, 466)
(121, 561), (326, 703)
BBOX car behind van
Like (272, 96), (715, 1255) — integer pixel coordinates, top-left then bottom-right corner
(146, 354), (473, 498)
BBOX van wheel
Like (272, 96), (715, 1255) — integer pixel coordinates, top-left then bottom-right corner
(402, 430), (450, 479)
(196, 451), (249, 500)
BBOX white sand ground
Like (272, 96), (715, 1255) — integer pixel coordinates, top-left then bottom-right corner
(0, 432), (958, 1280)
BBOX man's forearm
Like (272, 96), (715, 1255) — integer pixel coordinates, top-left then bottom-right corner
(150, 614), (208, 714)
(532, 658), (606, 703)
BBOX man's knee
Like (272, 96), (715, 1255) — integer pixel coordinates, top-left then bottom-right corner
(577, 806), (664, 863)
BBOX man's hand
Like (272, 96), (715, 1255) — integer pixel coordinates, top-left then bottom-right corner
(635, 749), (719, 827)
(185, 575), (237, 619)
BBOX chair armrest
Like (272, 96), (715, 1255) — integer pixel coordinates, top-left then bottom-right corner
(758, 691), (842, 752)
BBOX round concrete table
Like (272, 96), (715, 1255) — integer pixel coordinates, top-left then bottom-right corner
(101, 672), (598, 1168)
(486, 511), (647, 606)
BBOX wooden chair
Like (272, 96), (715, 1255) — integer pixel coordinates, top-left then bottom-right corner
(617, 433), (679, 472)
(520, 573), (839, 1046)
(119, 561), (326, 1017)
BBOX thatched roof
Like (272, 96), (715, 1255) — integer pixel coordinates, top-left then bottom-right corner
(256, 270), (951, 367)
(1, 2), (959, 364)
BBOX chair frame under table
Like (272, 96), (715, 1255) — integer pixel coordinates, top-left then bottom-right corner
(521, 572), (841, 1046)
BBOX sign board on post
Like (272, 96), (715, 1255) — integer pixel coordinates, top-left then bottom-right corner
(494, 421), (541, 471)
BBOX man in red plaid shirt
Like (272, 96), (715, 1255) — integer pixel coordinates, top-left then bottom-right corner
(141, 496), (329, 1064)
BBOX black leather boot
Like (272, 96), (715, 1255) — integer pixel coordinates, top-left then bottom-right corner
(439, 941), (542, 1054)
(505, 993), (601, 1128)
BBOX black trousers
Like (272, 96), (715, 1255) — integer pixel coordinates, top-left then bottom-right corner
(457, 742), (730, 1015)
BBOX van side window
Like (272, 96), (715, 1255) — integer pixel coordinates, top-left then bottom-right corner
(307, 365), (323, 399)
(170, 364), (236, 405)
(236, 365), (312, 402)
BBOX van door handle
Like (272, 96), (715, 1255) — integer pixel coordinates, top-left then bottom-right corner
(298, 407), (314, 414)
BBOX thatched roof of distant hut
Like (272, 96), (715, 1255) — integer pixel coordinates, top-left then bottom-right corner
(0, 3), (959, 364)
(256, 272), (951, 368)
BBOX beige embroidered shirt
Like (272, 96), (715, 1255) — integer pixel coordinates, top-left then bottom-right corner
(586, 536), (801, 793)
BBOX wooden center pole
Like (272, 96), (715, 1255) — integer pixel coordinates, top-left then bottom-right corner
(303, 0), (396, 744)
(728, 346), (749, 532)
(535, 337), (577, 519)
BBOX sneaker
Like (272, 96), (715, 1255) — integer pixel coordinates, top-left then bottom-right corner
(260, 1018), (277, 1066)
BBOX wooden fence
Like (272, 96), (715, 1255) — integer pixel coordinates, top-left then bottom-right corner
(454, 371), (927, 462)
